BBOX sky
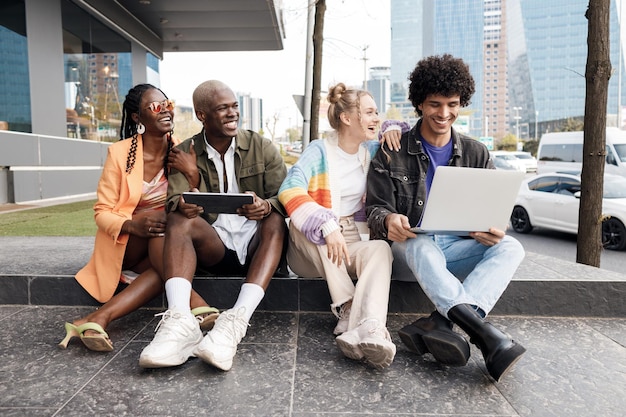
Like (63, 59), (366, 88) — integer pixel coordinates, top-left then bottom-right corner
(159, 0), (391, 135)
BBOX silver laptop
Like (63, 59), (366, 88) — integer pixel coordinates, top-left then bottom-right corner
(410, 166), (525, 235)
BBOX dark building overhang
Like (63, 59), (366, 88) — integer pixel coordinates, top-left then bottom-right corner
(72, 0), (285, 59)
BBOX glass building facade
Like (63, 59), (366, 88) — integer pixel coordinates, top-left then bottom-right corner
(509, 0), (626, 137)
(0, 2), (30, 132)
(390, 0), (626, 140)
(0, 0), (159, 141)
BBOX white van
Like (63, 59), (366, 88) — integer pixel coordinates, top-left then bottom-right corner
(537, 128), (626, 176)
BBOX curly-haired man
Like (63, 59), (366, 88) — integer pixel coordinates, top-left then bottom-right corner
(366, 54), (526, 382)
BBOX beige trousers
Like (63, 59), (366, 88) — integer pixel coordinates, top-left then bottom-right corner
(287, 216), (393, 330)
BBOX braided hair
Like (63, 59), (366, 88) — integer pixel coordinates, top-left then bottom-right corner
(119, 84), (173, 176)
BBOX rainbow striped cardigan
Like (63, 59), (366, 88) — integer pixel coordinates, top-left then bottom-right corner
(278, 137), (379, 245)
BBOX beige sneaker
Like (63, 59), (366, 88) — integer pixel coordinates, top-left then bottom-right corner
(335, 327), (364, 361)
(336, 318), (396, 369)
(333, 300), (352, 335)
(139, 308), (202, 368)
(357, 319), (396, 369)
(193, 307), (249, 371)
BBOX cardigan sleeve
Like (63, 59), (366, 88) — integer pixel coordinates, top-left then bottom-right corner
(377, 119), (411, 141)
(278, 142), (337, 245)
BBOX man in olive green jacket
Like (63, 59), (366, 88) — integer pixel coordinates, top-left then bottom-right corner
(139, 80), (287, 371)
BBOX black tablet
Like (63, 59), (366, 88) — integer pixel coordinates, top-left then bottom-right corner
(182, 192), (254, 214)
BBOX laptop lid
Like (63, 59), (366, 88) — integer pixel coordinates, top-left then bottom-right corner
(411, 166), (525, 235)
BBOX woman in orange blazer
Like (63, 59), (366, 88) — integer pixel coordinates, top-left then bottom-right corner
(59, 84), (218, 351)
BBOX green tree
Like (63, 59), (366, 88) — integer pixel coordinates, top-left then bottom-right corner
(497, 133), (518, 151)
(523, 140), (539, 156)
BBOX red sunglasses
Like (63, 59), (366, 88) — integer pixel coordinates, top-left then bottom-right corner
(145, 99), (174, 114)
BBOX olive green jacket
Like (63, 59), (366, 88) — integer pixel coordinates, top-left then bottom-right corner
(166, 129), (287, 224)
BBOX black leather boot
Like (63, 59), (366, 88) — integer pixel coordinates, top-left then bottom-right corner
(398, 310), (470, 366)
(448, 304), (526, 381)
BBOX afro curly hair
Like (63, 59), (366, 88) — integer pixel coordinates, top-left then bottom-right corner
(408, 54), (475, 117)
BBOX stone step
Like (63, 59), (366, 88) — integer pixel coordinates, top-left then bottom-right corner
(1, 237), (624, 317)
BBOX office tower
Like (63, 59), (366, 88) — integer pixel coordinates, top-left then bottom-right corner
(389, 0), (626, 140)
(238, 93), (264, 133)
(508, 0), (625, 138)
(367, 66), (391, 115)
(389, 0), (434, 123)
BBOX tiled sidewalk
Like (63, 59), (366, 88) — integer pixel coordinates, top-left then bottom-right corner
(1, 304), (625, 416)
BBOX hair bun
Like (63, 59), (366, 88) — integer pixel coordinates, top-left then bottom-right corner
(327, 82), (347, 104)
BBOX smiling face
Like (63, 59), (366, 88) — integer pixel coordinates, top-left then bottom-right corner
(196, 86), (239, 142)
(134, 88), (174, 135)
(355, 94), (379, 141)
(340, 93), (379, 142)
(417, 93), (460, 145)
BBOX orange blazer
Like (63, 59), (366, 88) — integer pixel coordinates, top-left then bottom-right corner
(75, 136), (148, 302)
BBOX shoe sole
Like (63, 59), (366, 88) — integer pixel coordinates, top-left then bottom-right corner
(193, 345), (234, 371)
(139, 337), (202, 368)
(398, 324), (429, 355)
(488, 343), (527, 382)
(399, 326), (470, 367)
(359, 341), (396, 370)
(422, 332), (470, 366)
(336, 337), (364, 361)
(198, 312), (220, 332)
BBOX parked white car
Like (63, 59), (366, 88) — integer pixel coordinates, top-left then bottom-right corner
(490, 151), (526, 173)
(512, 151), (538, 173)
(510, 172), (626, 250)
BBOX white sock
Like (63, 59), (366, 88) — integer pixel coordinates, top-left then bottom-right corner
(165, 277), (192, 312)
(232, 283), (265, 322)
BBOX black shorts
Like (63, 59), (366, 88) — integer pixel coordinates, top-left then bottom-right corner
(198, 248), (249, 276)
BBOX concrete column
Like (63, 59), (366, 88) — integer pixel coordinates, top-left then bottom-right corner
(131, 41), (148, 86)
(25, 0), (66, 137)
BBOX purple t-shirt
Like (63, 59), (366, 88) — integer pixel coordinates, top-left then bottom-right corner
(421, 136), (453, 195)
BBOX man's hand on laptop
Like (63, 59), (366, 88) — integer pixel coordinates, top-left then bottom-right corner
(385, 213), (417, 242)
(469, 227), (505, 246)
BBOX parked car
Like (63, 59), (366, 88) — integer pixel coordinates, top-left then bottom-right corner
(490, 151), (526, 173)
(510, 172), (626, 250)
(492, 156), (519, 170)
(512, 151), (538, 173)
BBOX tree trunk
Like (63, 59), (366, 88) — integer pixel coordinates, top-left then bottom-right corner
(310, 0), (325, 142)
(578, 0), (612, 267)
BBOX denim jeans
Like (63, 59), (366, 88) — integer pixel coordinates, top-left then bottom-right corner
(393, 234), (525, 319)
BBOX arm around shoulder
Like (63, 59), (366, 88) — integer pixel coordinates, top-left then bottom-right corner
(366, 148), (397, 240)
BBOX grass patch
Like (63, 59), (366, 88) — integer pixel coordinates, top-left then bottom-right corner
(0, 200), (97, 236)
(0, 153), (300, 237)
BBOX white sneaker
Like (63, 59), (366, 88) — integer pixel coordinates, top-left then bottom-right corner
(333, 301), (352, 335)
(193, 307), (249, 371)
(357, 319), (396, 369)
(139, 308), (202, 368)
(335, 328), (364, 361)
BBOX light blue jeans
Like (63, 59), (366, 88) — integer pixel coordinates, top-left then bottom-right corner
(392, 234), (525, 319)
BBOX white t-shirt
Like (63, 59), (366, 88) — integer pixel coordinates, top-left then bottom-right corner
(335, 146), (366, 216)
(204, 136), (257, 265)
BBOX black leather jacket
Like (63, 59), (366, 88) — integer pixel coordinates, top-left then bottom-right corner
(366, 120), (493, 240)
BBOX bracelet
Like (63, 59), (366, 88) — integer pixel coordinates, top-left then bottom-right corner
(262, 199), (272, 218)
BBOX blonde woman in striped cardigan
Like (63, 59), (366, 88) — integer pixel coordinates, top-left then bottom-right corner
(278, 83), (397, 369)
